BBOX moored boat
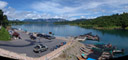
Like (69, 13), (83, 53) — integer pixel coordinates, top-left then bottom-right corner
(112, 49), (124, 55)
(75, 37), (87, 41)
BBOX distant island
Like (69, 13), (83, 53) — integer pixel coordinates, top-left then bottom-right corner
(55, 12), (128, 30)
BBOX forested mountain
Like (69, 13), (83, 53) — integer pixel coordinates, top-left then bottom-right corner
(9, 20), (25, 25)
(55, 12), (128, 29)
(23, 18), (67, 22)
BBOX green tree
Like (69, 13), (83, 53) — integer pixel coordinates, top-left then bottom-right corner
(0, 10), (3, 25)
(0, 10), (9, 28)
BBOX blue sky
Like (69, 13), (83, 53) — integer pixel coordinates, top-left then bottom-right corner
(0, 0), (128, 20)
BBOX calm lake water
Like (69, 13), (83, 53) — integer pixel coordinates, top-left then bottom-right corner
(12, 23), (128, 58)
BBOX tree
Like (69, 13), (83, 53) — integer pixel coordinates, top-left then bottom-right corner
(3, 15), (9, 27)
(119, 13), (128, 29)
(0, 9), (9, 28)
(55, 12), (128, 29)
(0, 10), (3, 25)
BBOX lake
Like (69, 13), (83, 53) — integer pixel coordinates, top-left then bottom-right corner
(12, 23), (128, 58)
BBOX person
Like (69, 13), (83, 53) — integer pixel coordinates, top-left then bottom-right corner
(121, 49), (124, 53)
(19, 36), (22, 40)
(113, 46), (117, 50)
(107, 43), (112, 48)
(24, 30), (27, 33)
(8, 30), (14, 38)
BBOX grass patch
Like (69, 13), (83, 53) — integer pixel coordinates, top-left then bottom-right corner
(125, 27), (128, 30)
(0, 27), (11, 41)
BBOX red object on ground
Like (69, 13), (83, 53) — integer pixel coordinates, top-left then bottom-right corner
(61, 42), (63, 46)
(49, 32), (52, 34)
(13, 32), (19, 37)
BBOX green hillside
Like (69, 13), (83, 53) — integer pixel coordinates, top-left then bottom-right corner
(55, 12), (128, 29)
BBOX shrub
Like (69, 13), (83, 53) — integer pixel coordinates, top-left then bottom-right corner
(0, 27), (10, 41)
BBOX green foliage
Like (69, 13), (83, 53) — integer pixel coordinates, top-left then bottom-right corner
(0, 9), (9, 28)
(0, 10), (10, 41)
(9, 20), (26, 25)
(55, 12), (128, 29)
(0, 27), (10, 41)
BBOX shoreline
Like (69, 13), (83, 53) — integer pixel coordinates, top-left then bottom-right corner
(75, 25), (125, 30)
(54, 23), (127, 30)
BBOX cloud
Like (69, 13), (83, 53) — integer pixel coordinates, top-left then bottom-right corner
(4, 7), (41, 20)
(31, 1), (104, 14)
(4, 7), (69, 20)
(31, 0), (128, 20)
(80, 16), (86, 19)
(3, 0), (128, 20)
(0, 1), (8, 9)
(31, 1), (80, 14)
(104, 0), (128, 7)
(30, 0), (103, 20)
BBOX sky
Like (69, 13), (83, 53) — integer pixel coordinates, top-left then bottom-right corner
(0, 0), (128, 20)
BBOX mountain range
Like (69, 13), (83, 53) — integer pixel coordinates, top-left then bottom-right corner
(23, 18), (67, 22)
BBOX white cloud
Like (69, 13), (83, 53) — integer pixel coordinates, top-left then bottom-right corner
(4, 7), (42, 20)
(80, 16), (85, 19)
(3, 0), (128, 20)
(31, 1), (80, 14)
(103, 0), (128, 7)
(0, 1), (8, 9)
(31, 1), (103, 14)
(86, 16), (97, 19)
(31, 1), (103, 20)
(68, 17), (77, 21)
(4, 7), (69, 20)
(31, 0), (128, 19)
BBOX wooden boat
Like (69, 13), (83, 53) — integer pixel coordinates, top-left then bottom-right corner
(99, 52), (112, 60)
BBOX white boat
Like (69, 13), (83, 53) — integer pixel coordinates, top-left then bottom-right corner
(113, 49), (124, 54)
(75, 37), (87, 41)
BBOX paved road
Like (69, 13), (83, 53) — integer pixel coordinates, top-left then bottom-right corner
(0, 31), (66, 57)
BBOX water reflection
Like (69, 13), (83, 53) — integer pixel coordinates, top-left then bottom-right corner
(96, 29), (128, 38)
